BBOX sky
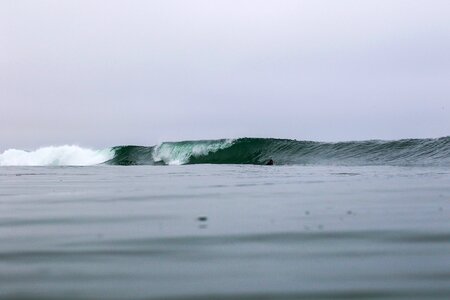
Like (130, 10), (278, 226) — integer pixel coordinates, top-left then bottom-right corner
(1, 0), (449, 150)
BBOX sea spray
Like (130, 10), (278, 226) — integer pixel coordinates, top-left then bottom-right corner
(0, 145), (114, 166)
(152, 139), (234, 165)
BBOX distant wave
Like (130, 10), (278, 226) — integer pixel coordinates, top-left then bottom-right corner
(1, 137), (449, 166)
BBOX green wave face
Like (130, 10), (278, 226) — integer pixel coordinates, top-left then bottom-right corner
(107, 137), (450, 166)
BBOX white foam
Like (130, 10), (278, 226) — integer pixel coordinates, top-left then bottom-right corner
(152, 139), (234, 165)
(0, 145), (114, 166)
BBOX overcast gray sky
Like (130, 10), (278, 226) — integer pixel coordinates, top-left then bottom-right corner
(1, 0), (449, 150)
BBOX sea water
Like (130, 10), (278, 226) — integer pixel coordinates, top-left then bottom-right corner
(1, 164), (449, 299)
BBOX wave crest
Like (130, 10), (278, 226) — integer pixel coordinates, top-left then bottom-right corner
(152, 139), (234, 165)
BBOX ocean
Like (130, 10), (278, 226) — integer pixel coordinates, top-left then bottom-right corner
(0, 137), (449, 299)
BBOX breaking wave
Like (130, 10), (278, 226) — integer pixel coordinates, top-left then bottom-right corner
(0, 145), (114, 166)
(108, 137), (450, 167)
(1, 137), (449, 166)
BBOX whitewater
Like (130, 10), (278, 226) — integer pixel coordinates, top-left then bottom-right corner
(0, 145), (114, 166)
(1, 137), (449, 166)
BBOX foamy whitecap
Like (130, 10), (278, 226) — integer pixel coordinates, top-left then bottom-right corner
(0, 145), (114, 166)
(152, 139), (234, 165)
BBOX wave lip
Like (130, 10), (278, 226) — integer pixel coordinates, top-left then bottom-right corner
(0, 145), (114, 166)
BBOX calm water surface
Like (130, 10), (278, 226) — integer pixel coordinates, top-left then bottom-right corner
(0, 165), (449, 299)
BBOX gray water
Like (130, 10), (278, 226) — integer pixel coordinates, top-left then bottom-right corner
(1, 165), (449, 299)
